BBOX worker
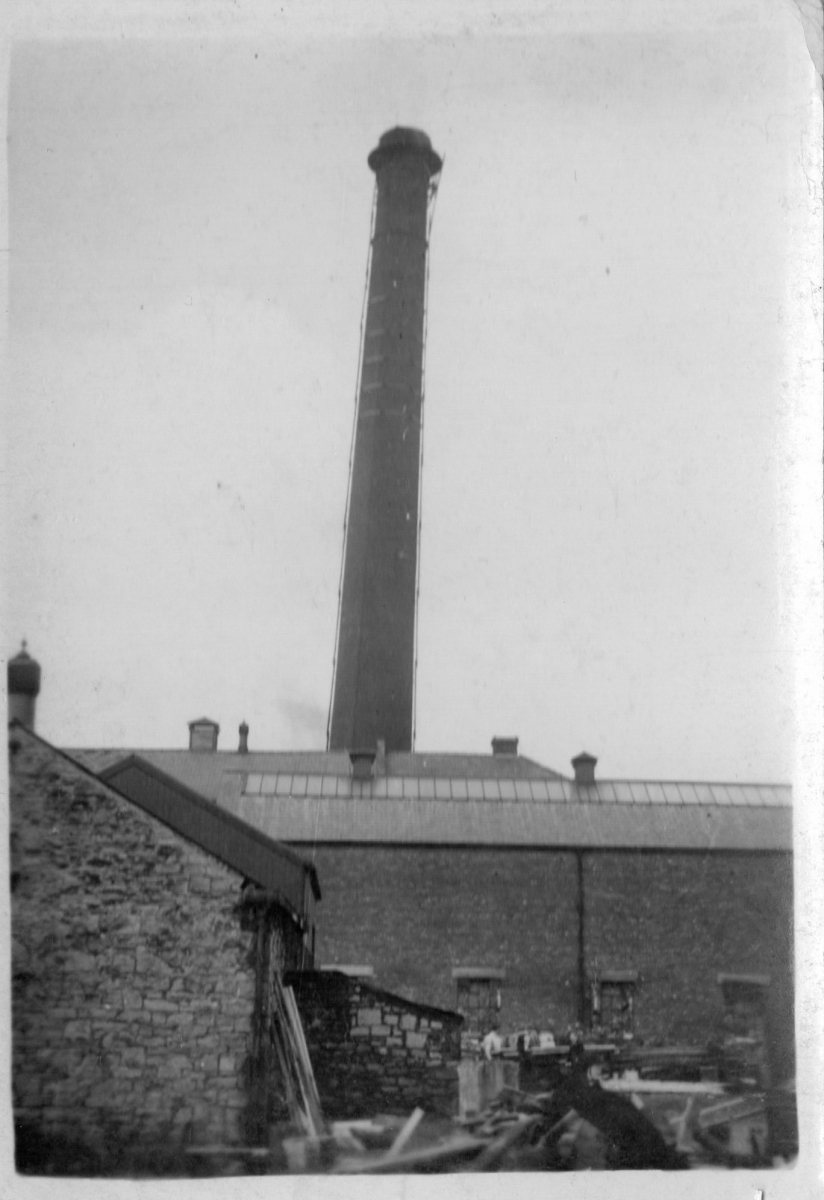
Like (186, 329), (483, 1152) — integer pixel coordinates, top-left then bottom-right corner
(481, 1024), (503, 1060)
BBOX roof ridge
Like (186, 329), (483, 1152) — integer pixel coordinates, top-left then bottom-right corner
(62, 745), (789, 790)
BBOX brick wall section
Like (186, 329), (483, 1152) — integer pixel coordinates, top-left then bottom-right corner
(298, 844), (794, 1075)
(305, 845), (581, 1033)
(284, 970), (463, 1119)
(9, 729), (296, 1170)
(583, 851), (795, 1080)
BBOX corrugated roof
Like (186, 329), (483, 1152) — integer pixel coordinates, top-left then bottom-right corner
(217, 795), (792, 851)
(236, 774), (791, 807)
(71, 746), (792, 852)
(69, 747), (566, 801)
(70, 748), (351, 794)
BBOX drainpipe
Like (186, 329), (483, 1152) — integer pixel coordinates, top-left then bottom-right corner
(576, 850), (586, 1026)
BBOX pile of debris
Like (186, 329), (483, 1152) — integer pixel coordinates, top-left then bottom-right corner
(183, 977), (796, 1174)
(276, 1075), (690, 1174)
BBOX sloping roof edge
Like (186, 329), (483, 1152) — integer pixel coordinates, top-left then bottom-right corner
(218, 794), (792, 852)
(98, 753), (321, 903)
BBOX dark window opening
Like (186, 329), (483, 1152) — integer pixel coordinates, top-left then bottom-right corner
(719, 973), (770, 1085)
(591, 971), (638, 1039)
(452, 968), (505, 1039)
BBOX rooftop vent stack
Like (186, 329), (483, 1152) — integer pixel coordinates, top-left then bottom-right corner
(349, 749), (377, 782)
(8, 642), (41, 730)
(238, 722), (249, 754)
(188, 717), (220, 752)
(572, 752), (597, 785)
(329, 127), (442, 754)
(492, 736), (519, 757)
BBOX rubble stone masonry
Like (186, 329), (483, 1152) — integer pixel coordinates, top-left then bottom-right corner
(285, 970), (463, 1119)
(9, 729), (260, 1169)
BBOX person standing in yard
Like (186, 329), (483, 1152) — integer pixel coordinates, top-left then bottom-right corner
(482, 1024), (503, 1060)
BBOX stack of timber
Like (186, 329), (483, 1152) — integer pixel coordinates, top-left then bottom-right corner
(269, 973), (325, 1139)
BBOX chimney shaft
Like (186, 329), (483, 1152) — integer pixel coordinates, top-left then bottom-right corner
(329, 128), (442, 753)
(492, 736), (519, 757)
(238, 722), (249, 754)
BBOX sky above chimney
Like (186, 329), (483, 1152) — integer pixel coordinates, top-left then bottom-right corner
(6, 0), (820, 781)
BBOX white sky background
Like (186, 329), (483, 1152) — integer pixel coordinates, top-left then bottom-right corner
(5, 1), (820, 782)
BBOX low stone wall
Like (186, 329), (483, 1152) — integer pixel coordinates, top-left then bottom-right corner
(285, 970), (463, 1120)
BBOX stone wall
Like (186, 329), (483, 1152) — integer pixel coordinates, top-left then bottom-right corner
(297, 843), (794, 1075)
(285, 970), (463, 1120)
(9, 728), (300, 1174)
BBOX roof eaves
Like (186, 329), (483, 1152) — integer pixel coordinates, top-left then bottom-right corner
(100, 754), (321, 900)
(601, 778), (792, 791)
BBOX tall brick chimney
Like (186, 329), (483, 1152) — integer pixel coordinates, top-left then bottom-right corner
(329, 128), (442, 753)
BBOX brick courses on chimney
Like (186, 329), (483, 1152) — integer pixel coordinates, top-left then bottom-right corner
(329, 127), (442, 754)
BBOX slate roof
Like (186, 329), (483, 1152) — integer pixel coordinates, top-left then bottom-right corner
(69, 745), (792, 854)
(101, 756), (320, 908)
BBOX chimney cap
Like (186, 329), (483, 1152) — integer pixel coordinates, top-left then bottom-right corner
(368, 126), (442, 177)
(188, 717), (220, 752)
(349, 748), (377, 781)
(491, 736), (519, 757)
(188, 716), (220, 730)
(8, 641), (41, 697)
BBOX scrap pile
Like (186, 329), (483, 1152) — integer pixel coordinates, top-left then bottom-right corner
(273, 1060), (797, 1173)
(279, 1077), (689, 1174)
(186, 984), (796, 1174)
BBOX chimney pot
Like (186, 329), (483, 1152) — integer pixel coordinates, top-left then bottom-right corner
(188, 717), (220, 752)
(238, 722), (249, 754)
(8, 641), (41, 730)
(572, 752), (598, 785)
(492, 736), (519, 757)
(349, 749), (377, 781)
